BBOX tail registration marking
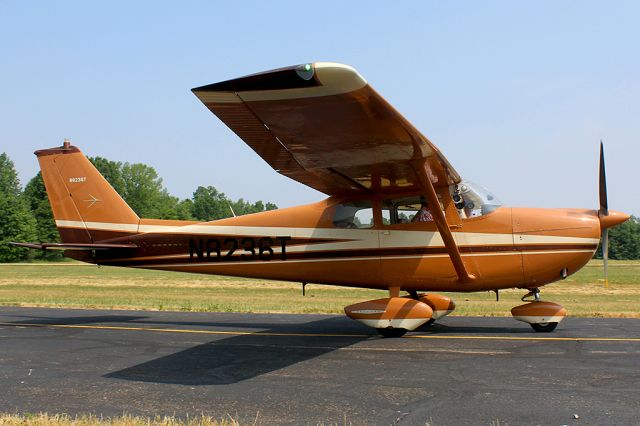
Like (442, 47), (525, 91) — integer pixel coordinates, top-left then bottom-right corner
(189, 236), (291, 262)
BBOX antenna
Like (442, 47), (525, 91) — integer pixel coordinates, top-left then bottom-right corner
(227, 202), (236, 217)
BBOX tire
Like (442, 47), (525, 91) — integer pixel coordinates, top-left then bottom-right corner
(377, 328), (408, 338)
(416, 319), (435, 329)
(530, 322), (558, 332)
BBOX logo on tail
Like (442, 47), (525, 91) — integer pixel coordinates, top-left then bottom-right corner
(83, 194), (102, 208)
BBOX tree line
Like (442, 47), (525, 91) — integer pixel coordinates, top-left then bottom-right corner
(0, 152), (277, 262)
(2, 151), (640, 262)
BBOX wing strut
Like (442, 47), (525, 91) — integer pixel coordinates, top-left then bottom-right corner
(414, 161), (475, 283)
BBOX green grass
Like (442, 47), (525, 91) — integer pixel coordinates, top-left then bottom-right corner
(0, 260), (639, 317)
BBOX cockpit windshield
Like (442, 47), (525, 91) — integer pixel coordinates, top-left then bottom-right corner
(453, 180), (502, 218)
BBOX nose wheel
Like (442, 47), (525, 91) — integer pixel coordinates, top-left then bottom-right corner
(530, 322), (559, 332)
(511, 288), (567, 332)
(377, 327), (408, 338)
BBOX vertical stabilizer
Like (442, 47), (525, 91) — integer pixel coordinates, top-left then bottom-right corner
(35, 142), (140, 243)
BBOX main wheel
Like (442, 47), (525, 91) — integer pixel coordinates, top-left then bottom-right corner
(416, 318), (436, 330)
(377, 327), (408, 338)
(530, 322), (558, 332)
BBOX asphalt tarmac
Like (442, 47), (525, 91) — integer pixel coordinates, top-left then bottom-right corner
(0, 307), (639, 425)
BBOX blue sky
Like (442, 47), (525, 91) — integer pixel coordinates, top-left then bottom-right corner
(1, 1), (638, 215)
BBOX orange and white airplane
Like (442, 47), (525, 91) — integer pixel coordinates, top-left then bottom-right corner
(12, 62), (630, 337)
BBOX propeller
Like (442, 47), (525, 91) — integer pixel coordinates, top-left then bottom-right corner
(599, 141), (609, 288)
(597, 142), (630, 288)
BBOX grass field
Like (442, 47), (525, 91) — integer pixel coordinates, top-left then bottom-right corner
(0, 260), (639, 317)
(0, 413), (239, 426)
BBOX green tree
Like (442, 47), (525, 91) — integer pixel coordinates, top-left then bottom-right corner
(0, 153), (37, 262)
(120, 162), (164, 217)
(23, 173), (63, 260)
(230, 198), (278, 216)
(175, 199), (195, 220)
(595, 215), (639, 260)
(89, 156), (125, 195)
(230, 198), (253, 216)
(0, 153), (21, 197)
(192, 186), (230, 221)
(153, 191), (184, 220)
(89, 158), (183, 219)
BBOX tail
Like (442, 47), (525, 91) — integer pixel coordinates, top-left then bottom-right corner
(36, 141), (140, 243)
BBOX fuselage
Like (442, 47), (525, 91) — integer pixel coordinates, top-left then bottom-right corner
(73, 197), (603, 293)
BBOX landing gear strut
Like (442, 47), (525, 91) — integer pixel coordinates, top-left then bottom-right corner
(406, 290), (435, 327)
(521, 288), (541, 302)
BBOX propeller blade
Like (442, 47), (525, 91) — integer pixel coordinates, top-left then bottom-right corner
(599, 141), (609, 288)
(599, 141), (608, 216)
(602, 227), (609, 288)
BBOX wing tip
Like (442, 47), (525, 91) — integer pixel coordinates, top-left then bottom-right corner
(191, 63), (319, 94)
(191, 62), (366, 94)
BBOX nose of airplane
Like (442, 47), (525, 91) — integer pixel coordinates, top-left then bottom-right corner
(599, 210), (630, 229)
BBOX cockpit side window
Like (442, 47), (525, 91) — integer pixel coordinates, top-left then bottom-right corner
(333, 201), (374, 229)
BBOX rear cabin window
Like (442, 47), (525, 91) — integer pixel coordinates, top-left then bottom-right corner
(382, 196), (427, 225)
(333, 201), (374, 229)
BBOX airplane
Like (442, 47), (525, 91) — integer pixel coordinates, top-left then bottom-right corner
(11, 62), (630, 337)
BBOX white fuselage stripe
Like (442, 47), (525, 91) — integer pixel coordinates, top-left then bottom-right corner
(54, 220), (599, 248)
(56, 220), (139, 232)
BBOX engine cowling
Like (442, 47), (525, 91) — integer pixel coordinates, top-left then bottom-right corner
(344, 297), (433, 331)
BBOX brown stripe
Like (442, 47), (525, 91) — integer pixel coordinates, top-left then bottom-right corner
(513, 244), (596, 252)
(58, 228), (349, 247)
(57, 228), (92, 244)
(58, 228), (135, 244)
(97, 244), (597, 267)
(128, 234), (348, 247)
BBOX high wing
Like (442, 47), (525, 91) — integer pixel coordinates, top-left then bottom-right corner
(192, 62), (460, 196)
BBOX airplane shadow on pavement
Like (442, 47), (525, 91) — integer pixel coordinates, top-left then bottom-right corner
(1, 310), (532, 386)
(2, 311), (371, 385)
(105, 316), (370, 386)
(103, 320), (531, 386)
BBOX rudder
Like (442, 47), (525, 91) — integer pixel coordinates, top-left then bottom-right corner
(36, 141), (140, 243)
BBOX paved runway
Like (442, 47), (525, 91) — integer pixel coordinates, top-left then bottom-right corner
(0, 307), (639, 425)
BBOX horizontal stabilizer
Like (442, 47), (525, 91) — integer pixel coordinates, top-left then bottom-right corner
(9, 242), (137, 251)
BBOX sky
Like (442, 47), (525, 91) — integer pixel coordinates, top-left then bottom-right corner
(1, 1), (638, 216)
